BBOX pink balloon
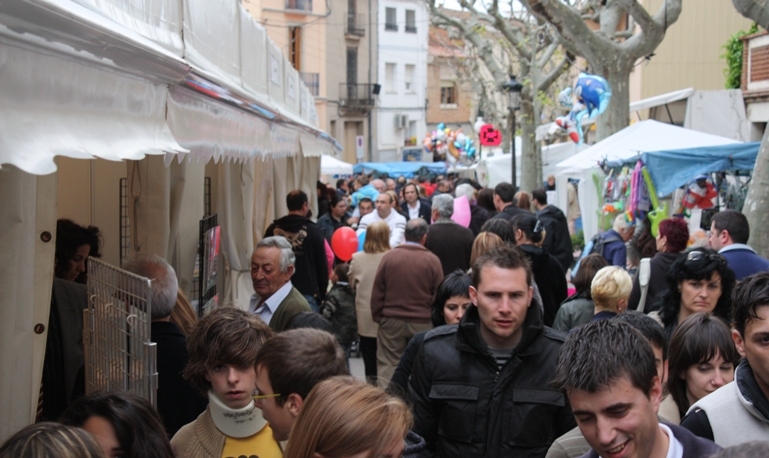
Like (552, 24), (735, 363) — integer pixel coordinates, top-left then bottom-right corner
(452, 195), (471, 228)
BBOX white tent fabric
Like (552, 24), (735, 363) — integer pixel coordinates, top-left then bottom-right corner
(70, 0), (184, 56)
(321, 155), (354, 176)
(267, 42), (285, 106)
(0, 43), (186, 175)
(474, 141), (582, 188)
(0, 169), (57, 442)
(183, 0), (242, 86)
(556, 120), (740, 170)
(239, 10), (269, 101)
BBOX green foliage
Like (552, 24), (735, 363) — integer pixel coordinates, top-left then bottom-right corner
(723, 23), (759, 89)
(571, 230), (585, 251)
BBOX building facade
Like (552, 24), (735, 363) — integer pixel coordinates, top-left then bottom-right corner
(374, 0), (428, 162)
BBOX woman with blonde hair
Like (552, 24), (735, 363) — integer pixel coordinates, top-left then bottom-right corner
(470, 232), (504, 268)
(349, 221), (391, 385)
(514, 191), (531, 212)
(0, 422), (105, 458)
(283, 376), (412, 458)
(170, 290), (198, 336)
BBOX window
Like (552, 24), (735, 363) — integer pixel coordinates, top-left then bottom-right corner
(404, 64), (415, 92)
(440, 82), (456, 106)
(289, 27), (301, 70)
(405, 10), (416, 33)
(346, 47), (358, 85)
(385, 63), (396, 93)
(286, 0), (312, 11)
(385, 7), (397, 31)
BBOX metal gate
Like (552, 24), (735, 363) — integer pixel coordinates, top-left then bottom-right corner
(84, 258), (158, 407)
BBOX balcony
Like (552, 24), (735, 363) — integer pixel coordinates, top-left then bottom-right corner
(346, 13), (365, 37)
(405, 24), (417, 33)
(385, 23), (398, 31)
(300, 72), (320, 97)
(338, 83), (376, 116)
(285, 0), (312, 12)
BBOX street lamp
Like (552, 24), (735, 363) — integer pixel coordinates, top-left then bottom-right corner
(502, 75), (523, 191)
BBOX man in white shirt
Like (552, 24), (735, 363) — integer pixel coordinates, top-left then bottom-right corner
(552, 320), (720, 458)
(357, 193), (406, 248)
(248, 236), (312, 332)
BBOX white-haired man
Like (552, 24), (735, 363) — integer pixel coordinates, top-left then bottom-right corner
(596, 214), (635, 268)
(425, 194), (475, 275)
(249, 236), (312, 332)
(123, 254), (207, 436)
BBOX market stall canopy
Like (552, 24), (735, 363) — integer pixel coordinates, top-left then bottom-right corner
(321, 155), (354, 176)
(472, 142), (583, 188)
(353, 162), (446, 178)
(635, 142), (760, 198)
(0, 0), (339, 175)
(555, 120), (740, 171)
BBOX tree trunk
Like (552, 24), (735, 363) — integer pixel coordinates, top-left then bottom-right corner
(743, 124), (769, 258)
(595, 65), (631, 142)
(520, 97), (538, 192)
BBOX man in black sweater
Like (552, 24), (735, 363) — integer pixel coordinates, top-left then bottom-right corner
(265, 190), (329, 312)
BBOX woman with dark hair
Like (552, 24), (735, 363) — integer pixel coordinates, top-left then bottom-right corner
(629, 217), (690, 311)
(41, 219), (101, 421)
(317, 193), (350, 243)
(389, 270), (472, 400)
(55, 219), (102, 284)
(61, 391), (175, 458)
(476, 188), (497, 216)
(665, 312), (740, 421)
(651, 247), (735, 340)
(480, 218), (515, 244)
(552, 253), (609, 332)
(511, 213), (567, 327)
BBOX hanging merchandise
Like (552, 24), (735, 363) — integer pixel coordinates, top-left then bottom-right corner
(642, 166), (668, 237)
(682, 174), (718, 210)
(424, 123), (479, 164)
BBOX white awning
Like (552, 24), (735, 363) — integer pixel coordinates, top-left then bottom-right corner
(0, 0), (340, 174)
(537, 87), (696, 141)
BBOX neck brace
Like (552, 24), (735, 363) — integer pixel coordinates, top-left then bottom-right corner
(208, 391), (267, 438)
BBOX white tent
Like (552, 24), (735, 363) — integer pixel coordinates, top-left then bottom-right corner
(556, 120), (740, 170)
(321, 155), (354, 176)
(475, 141), (582, 188)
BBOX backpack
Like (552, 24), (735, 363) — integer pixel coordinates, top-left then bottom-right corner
(573, 231), (623, 275)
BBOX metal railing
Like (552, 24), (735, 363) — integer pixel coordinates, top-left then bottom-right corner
(85, 258), (157, 407)
(347, 13), (365, 36)
(339, 83), (376, 108)
(285, 0), (312, 11)
(405, 24), (417, 33)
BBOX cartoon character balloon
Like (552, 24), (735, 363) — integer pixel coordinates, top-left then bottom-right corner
(554, 72), (612, 144)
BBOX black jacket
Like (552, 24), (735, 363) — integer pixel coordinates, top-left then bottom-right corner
(537, 206), (574, 272)
(409, 301), (575, 458)
(469, 204), (491, 236)
(518, 244), (568, 327)
(492, 204), (529, 222)
(152, 322), (208, 437)
(317, 212), (349, 243)
(401, 199), (432, 222)
(265, 214), (329, 301)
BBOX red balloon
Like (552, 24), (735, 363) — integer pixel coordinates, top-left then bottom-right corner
(331, 227), (358, 262)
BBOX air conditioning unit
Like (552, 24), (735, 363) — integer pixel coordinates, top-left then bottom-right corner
(401, 114), (408, 128)
(394, 114), (403, 129)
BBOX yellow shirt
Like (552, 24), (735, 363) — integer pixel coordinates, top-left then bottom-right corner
(221, 424), (283, 458)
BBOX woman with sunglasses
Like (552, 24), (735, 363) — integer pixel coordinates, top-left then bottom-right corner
(651, 247), (735, 341)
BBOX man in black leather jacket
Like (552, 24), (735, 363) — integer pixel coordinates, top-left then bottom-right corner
(409, 245), (575, 458)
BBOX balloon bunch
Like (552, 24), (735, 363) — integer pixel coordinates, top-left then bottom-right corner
(554, 72), (612, 144)
(423, 123), (478, 164)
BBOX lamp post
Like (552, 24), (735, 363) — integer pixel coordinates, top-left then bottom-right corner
(503, 75), (523, 191)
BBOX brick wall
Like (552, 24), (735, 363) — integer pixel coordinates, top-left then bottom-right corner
(426, 61), (473, 125)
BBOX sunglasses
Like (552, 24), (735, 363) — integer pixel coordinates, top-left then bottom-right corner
(685, 251), (725, 265)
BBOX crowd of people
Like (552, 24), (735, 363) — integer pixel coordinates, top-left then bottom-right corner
(9, 172), (769, 458)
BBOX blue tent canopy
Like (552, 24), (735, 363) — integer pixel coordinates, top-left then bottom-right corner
(642, 142), (759, 197)
(352, 161), (446, 178)
(608, 142), (759, 198)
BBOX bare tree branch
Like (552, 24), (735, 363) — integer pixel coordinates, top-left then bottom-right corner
(536, 54), (571, 93)
(732, 0), (769, 29)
